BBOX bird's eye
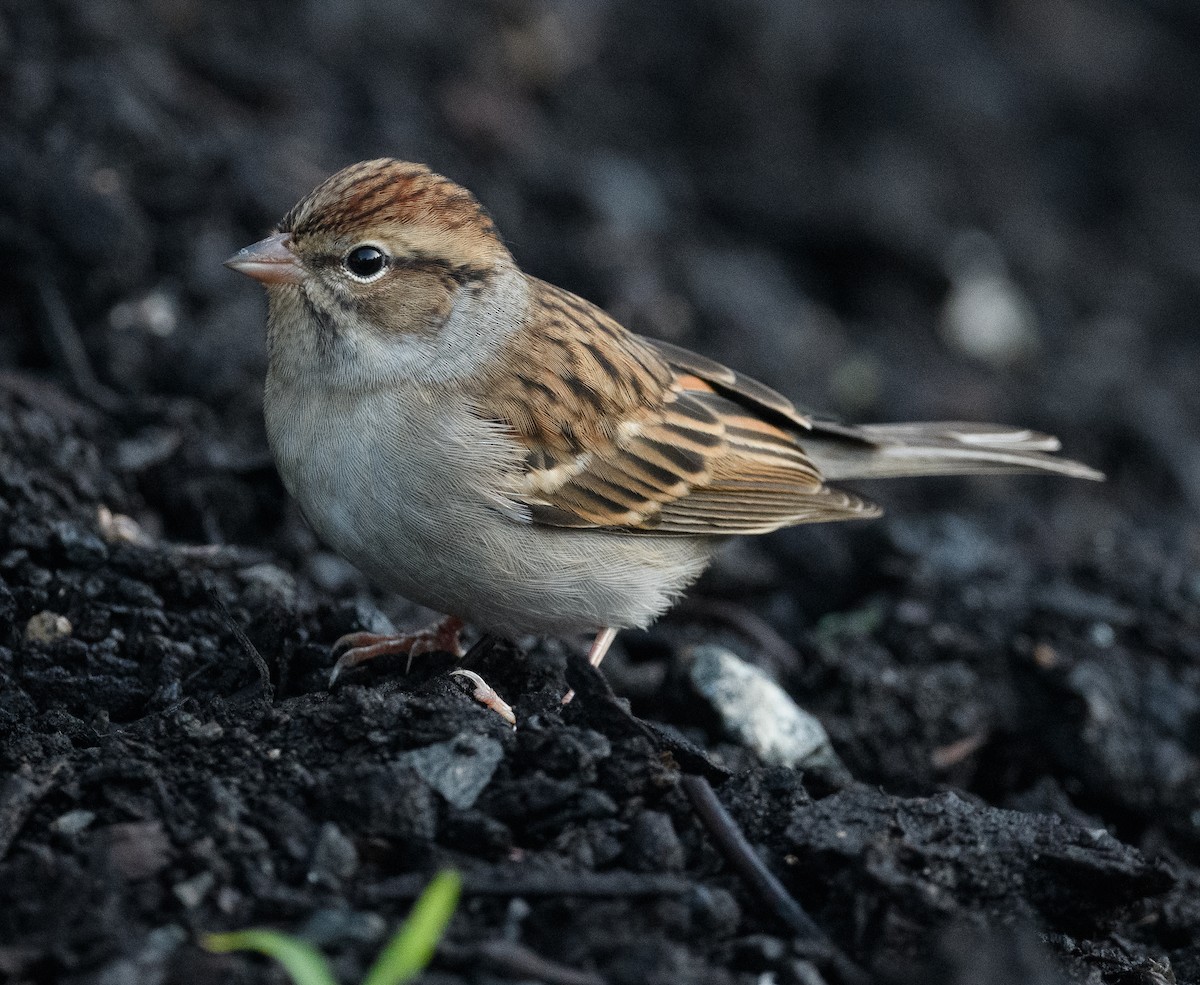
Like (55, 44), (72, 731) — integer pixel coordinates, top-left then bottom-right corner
(343, 245), (388, 281)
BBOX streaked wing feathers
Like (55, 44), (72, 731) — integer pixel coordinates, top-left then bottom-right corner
(478, 281), (877, 536)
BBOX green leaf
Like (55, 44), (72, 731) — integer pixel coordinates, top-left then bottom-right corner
(362, 869), (462, 985)
(204, 929), (339, 985)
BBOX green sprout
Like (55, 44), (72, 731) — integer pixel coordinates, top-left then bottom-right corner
(205, 869), (462, 985)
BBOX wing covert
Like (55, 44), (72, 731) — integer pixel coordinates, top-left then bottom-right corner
(474, 282), (879, 535)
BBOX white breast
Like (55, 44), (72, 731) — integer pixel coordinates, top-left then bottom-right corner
(261, 272), (714, 637)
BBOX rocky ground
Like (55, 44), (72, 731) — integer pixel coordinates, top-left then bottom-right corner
(1, 1), (1199, 983)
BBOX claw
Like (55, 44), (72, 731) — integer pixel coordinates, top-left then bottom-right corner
(328, 616), (464, 686)
(451, 669), (516, 726)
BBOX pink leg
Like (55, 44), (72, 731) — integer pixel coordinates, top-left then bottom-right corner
(329, 616), (464, 686)
(587, 627), (618, 667)
(562, 627), (619, 705)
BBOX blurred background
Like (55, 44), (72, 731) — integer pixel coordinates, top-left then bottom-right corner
(3, 3), (1200, 982)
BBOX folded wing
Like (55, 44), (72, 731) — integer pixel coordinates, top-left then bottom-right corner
(474, 281), (878, 536)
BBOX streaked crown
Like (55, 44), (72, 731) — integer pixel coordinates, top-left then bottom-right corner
(280, 159), (507, 273)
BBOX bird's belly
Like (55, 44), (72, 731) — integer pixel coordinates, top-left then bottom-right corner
(264, 382), (713, 636)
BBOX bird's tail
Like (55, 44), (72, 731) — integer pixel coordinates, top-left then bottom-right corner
(803, 420), (1104, 482)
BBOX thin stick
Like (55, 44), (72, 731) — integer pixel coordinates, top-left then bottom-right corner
(206, 585), (273, 702)
(680, 773), (822, 939)
(35, 276), (123, 412)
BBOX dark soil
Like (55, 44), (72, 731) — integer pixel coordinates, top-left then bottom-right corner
(2, 2), (1199, 983)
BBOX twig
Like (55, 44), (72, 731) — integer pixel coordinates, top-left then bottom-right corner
(563, 651), (729, 780)
(206, 585), (273, 702)
(462, 940), (608, 985)
(680, 775), (871, 984)
(35, 276), (123, 413)
(680, 773), (821, 939)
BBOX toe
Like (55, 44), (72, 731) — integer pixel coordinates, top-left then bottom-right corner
(331, 631), (388, 657)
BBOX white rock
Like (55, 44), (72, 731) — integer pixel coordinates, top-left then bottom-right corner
(688, 645), (845, 774)
(939, 230), (1038, 365)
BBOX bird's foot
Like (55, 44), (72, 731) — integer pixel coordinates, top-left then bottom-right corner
(329, 616), (465, 686)
(450, 669), (517, 726)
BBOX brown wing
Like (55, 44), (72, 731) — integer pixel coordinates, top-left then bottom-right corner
(645, 338), (814, 432)
(473, 280), (879, 535)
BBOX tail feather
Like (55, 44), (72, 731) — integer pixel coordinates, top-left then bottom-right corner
(805, 421), (1104, 482)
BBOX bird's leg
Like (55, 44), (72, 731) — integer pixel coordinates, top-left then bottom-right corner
(561, 627), (619, 705)
(587, 627), (619, 667)
(329, 615), (465, 685)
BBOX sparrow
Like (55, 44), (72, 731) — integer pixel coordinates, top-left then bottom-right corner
(226, 159), (1102, 687)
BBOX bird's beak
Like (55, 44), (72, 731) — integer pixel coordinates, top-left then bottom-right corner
(224, 232), (305, 285)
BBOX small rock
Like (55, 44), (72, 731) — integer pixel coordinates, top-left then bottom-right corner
(308, 822), (358, 887)
(114, 577), (163, 608)
(686, 884), (742, 937)
(215, 886), (242, 915)
(688, 645), (848, 778)
(624, 810), (685, 873)
(399, 734), (505, 810)
(50, 808), (96, 836)
(92, 926), (187, 985)
(301, 908), (387, 948)
(97, 505), (155, 547)
(100, 821), (172, 881)
(172, 871), (215, 909)
(109, 288), (179, 337)
(238, 562), (298, 610)
(176, 712), (224, 741)
(52, 520), (109, 567)
(939, 230), (1039, 365)
(319, 763), (437, 840)
(25, 611), (73, 644)
(143, 925), (188, 962)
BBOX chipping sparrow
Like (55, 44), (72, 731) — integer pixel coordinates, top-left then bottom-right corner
(226, 159), (1101, 685)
